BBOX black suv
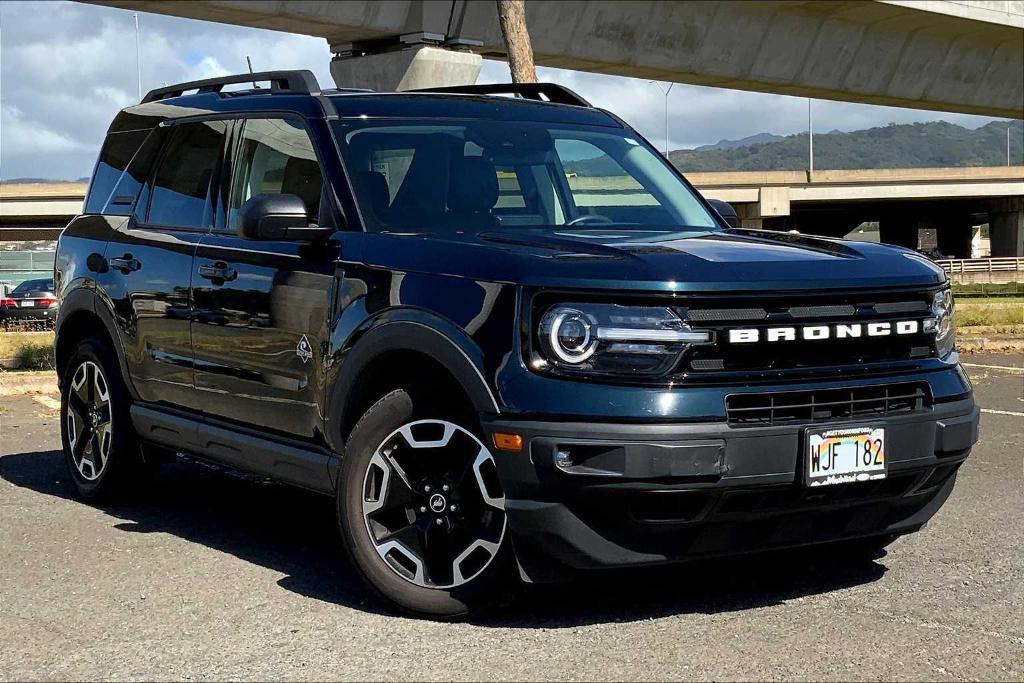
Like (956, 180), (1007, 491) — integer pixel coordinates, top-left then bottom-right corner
(55, 71), (979, 618)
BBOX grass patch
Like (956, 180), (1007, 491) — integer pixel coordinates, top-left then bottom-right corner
(0, 331), (55, 368)
(955, 301), (1024, 327)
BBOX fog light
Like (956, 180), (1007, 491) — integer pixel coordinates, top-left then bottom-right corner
(554, 448), (573, 470)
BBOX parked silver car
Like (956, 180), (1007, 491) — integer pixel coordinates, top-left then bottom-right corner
(1, 277), (58, 328)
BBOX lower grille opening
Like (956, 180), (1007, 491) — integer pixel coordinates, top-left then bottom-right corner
(629, 491), (713, 524)
(726, 382), (931, 427)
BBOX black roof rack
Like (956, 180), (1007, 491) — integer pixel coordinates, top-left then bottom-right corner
(141, 70), (321, 103)
(408, 83), (591, 107)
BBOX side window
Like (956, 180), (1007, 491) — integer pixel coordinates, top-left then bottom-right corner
(145, 120), (226, 228)
(228, 118), (326, 229)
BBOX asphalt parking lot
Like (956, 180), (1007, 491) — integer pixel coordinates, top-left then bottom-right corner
(1, 354), (1021, 681)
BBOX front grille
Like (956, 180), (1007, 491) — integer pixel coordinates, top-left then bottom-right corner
(726, 382), (930, 426)
(678, 288), (938, 378)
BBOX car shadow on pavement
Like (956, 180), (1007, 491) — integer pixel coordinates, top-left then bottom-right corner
(1, 448), (887, 627)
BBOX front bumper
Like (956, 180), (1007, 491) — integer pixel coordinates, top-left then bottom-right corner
(482, 396), (979, 580)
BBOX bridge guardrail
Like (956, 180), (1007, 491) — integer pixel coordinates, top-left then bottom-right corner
(936, 258), (1024, 274)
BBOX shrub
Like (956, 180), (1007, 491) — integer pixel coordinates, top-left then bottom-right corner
(13, 341), (55, 370)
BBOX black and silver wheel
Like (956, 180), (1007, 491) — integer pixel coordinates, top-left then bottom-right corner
(60, 336), (151, 500)
(65, 360), (113, 481)
(339, 386), (513, 618)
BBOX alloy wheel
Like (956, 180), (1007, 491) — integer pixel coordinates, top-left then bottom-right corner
(361, 419), (507, 589)
(66, 360), (113, 481)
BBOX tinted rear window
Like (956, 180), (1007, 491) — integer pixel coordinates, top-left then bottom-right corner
(145, 121), (226, 228)
(13, 279), (55, 293)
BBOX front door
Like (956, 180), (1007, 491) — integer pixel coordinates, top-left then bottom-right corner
(191, 116), (339, 440)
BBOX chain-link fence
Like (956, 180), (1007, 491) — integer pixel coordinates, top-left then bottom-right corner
(0, 250), (56, 292)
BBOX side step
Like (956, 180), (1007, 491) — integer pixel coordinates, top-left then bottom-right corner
(130, 404), (336, 495)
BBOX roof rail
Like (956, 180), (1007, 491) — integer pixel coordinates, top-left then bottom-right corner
(408, 83), (591, 107)
(141, 70), (321, 103)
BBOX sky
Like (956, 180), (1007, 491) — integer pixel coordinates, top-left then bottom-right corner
(0, 0), (1008, 181)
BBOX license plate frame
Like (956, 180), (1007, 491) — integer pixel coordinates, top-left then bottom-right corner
(805, 425), (886, 487)
(19, 300), (34, 308)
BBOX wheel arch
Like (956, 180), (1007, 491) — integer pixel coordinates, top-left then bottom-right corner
(325, 316), (501, 455)
(54, 287), (136, 399)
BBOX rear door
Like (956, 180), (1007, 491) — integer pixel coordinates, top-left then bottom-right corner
(191, 116), (340, 440)
(99, 119), (227, 408)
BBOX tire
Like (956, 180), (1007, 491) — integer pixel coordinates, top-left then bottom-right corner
(59, 336), (153, 501)
(337, 385), (514, 619)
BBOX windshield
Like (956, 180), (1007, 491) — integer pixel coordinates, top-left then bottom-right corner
(13, 278), (54, 293)
(332, 119), (718, 235)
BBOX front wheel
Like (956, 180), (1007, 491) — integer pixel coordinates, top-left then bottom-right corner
(338, 386), (513, 619)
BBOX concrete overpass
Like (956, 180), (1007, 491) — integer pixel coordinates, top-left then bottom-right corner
(90, 0), (1024, 118)
(688, 166), (1024, 256)
(4, 167), (1021, 256)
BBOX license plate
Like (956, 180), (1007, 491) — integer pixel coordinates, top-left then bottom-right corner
(19, 300), (34, 307)
(806, 426), (885, 487)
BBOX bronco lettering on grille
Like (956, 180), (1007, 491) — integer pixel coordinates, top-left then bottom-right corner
(727, 320), (923, 344)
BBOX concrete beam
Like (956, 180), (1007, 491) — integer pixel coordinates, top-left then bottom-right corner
(88, 0), (1024, 117)
(330, 45), (482, 91)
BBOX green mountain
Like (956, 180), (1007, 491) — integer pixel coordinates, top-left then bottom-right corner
(669, 119), (1023, 172)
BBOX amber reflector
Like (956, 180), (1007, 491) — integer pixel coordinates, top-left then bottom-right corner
(492, 432), (524, 452)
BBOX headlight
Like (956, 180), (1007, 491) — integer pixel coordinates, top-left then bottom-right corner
(537, 303), (711, 377)
(925, 288), (955, 357)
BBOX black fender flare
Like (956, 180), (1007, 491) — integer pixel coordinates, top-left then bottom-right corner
(324, 315), (501, 454)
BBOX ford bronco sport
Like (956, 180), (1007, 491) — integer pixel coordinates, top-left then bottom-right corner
(54, 70), (979, 618)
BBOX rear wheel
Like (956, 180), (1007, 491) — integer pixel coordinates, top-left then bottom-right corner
(338, 386), (512, 619)
(60, 337), (153, 500)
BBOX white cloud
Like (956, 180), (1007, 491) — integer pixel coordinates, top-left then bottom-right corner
(1, 104), (91, 157)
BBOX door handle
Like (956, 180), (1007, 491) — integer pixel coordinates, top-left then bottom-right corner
(109, 254), (141, 273)
(198, 262), (238, 282)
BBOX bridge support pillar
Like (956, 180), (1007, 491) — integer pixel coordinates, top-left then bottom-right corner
(330, 44), (482, 92)
(936, 222), (974, 259)
(878, 218), (918, 250)
(990, 202), (1024, 257)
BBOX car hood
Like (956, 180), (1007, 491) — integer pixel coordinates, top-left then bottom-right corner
(356, 228), (947, 292)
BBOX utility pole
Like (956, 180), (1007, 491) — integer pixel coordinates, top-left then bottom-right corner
(808, 98), (814, 174)
(134, 12), (142, 101)
(1009, 122), (1012, 166)
(496, 0), (536, 83)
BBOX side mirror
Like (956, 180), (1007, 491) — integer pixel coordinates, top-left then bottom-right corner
(706, 198), (739, 229)
(236, 193), (332, 241)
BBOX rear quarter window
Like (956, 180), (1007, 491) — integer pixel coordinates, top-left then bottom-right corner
(84, 129), (151, 214)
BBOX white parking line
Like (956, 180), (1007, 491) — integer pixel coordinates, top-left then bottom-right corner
(962, 363), (1024, 375)
(981, 408), (1024, 417)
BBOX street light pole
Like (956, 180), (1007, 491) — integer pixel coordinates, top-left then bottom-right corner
(808, 98), (814, 174)
(664, 83), (675, 154)
(649, 81), (675, 155)
(134, 12), (141, 101)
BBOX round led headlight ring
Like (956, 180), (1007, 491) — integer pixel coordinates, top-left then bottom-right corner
(545, 308), (598, 364)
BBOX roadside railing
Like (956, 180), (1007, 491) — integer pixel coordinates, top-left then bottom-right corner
(935, 257), (1024, 274)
